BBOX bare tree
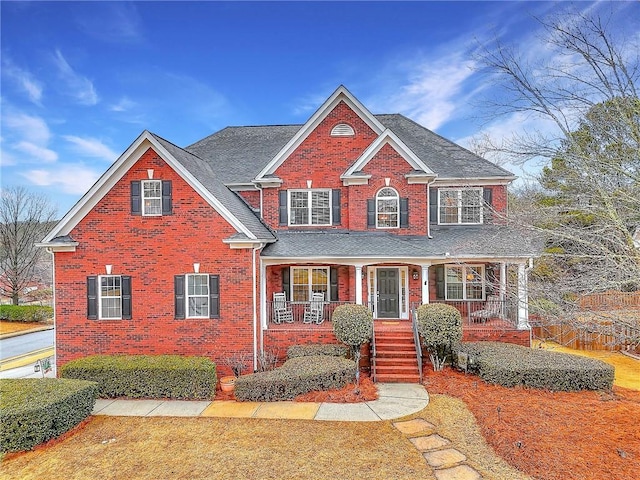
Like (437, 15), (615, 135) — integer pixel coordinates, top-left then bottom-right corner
(476, 9), (640, 350)
(0, 186), (57, 305)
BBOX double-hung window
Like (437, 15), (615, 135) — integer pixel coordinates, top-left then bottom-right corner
(87, 275), (132, 320)
(174, 274), (220, 319)
(439, 188), (483, 224)
(445, 265), (484, 300)
(376, 188), (399, 228)
(288, 190), (331, 226)
(291, 267), (329, 302)
(142, 180), (162, 216)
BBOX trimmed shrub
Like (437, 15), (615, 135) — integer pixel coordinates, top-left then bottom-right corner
(0, 305), (53, 323)
(1, 378), (98, 453)
(332, 304), (373, 382)
(416, 303), (462, 371)
(287, 344), (348, 359)
(234, 355), (356, 402)
(457, 342), (615, 391)
(60, 355), (217, 400)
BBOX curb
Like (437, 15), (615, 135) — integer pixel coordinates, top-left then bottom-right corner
(0, 325), (54, 340)
(0, 347), (55, 371)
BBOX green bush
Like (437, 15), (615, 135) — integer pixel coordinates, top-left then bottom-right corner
(0, 305), (53, 323)
(416, 303), (462, 370)
(1, 378), (98, 453)
(457, 342), (614, 391)
(234, 355), (355, 402)
(60, 355), (217, 400)
(332, 304), (372, 382)
(287, 344), (348, 359)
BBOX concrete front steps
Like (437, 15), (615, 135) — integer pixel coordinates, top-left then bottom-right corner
(373, 321), (421, 383)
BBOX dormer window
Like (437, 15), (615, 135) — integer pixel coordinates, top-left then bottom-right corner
(330, 123), (355, 136)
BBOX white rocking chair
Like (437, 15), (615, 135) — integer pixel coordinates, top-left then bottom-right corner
(470, 295), (503, 323)
(303, 292), (325, 324)
(273, 292), (293, 324)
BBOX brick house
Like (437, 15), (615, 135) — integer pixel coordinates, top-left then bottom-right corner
(39, 86), (540, 382)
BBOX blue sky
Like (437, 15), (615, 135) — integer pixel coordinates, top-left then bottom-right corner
(1, 1), (638, 216)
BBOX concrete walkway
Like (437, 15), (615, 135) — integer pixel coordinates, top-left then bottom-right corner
(92, 383), (429, 421)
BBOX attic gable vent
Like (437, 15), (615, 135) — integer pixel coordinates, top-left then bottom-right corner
(331, 123), (355, 137)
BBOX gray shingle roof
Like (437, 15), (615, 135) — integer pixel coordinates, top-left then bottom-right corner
(151, 133), (275, 241)
(185, 114), (514, 184)
(262, 226), (541, 259)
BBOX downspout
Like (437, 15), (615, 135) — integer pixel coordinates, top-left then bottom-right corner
(252, 244), (264, 372)
(45, 248), (56, 373)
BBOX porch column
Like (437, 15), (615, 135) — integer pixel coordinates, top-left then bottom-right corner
(421, 265), (430, 304)
(355, 265), (363, 305)
(517, 263), (530, 330)
(260, 261), (268, 330)
(500, 262), (507, 301)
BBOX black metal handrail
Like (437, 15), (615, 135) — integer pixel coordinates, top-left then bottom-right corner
(411, 306), (423, 383)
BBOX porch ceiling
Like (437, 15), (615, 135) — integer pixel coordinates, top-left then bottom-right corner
(261, 226), (541, 261)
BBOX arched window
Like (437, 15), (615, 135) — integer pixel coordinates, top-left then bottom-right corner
(376, 187), (399, 228)
(330, 123), (355, 136)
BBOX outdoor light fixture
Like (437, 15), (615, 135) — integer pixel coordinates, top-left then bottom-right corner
(412, 269), (419, 280)
(361, 268), (366, 279)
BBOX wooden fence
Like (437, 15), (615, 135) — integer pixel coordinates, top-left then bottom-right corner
(578, 291), (640, 311)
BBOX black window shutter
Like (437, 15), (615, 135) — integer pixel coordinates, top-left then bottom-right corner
(174, 275), (185, 319)
(435, 266), (445, 300)
(483, 188), (493, 224)
(400, 198), (409, 228)
(281, 267), (290, 300)
(131, 181), (141, 215)
(330, 267), (338, 301)
(429, 188), (438, 224)
(367, 199), (375, 228)
(209, 275), (220, 318)
(121, 276), (132, 319)
(162, 180), (172, 215)
(332, 189), (341, 225)
(279, 191), (288, 226)
(87, 276), (98, 319)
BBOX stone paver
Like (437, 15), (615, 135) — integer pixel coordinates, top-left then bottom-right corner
(393, 418), (436, 434)
(410, 434), (450, 451)
(434, 464), (482, 480)
(201, 400), (261, 418)
(423, 448), (467, 468)
(253, 401), (319, 420)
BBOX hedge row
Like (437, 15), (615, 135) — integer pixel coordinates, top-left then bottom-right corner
(287, 343), (348, 359)
(60, 355), (217, 400)
(235, 355), (355, 402)
(1, 378), (98, 453)
(0, 305), (53, 323)
(457, 342), (614, 391)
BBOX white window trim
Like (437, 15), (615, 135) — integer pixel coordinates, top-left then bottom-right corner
(438, 187), (483, 225)
(141, 179), (162, 217)
(444, 265), (485, 301)
(98, 275), (122, 320)
(287, 189), (332, 226)
(290, 266), (330, 302)
(376, 187), (400, 229)
(186, 273), (209, 319)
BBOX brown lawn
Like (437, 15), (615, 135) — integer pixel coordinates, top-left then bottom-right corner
(0, 321), (46, 336)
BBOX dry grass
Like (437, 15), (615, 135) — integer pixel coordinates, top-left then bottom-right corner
(0, 321), (45, 335)
(1, 416), (433, 480)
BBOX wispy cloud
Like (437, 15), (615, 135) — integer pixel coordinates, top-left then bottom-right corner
(109, 96), (136, 112)
(74, 2), (144, 44)
(52, 49), (99, 106)
(2, 111), (58, 163)
(1, 57), (43, 105)
(23, 163), (100, 195)
(62, 135), (118, 162)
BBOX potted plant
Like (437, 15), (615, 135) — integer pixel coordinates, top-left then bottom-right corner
(220, 352), (250, 392)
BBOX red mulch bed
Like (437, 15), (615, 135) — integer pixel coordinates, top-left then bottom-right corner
(425, 368), (640, 480)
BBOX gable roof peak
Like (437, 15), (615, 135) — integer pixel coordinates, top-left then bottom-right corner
(253, 85), (386, 182)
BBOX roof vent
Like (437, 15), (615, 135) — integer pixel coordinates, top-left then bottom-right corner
(331, 123), (355, 136)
